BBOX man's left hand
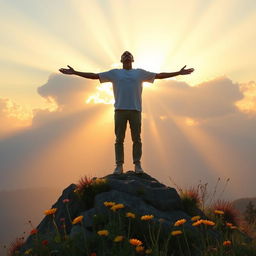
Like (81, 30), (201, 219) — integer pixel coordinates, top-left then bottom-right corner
(179, 65), (194, 75)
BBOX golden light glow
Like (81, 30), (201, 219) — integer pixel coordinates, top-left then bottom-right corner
(19, 106), (114, 186)
(185, 118), (199, 127)
(1, 0), (255, 104)
(86, 83), (114, 105)
(172, 115), (244, 178)
(159, 115), (168, 120)
(236, 81), (256, 113)
(4, 98), (33, 122)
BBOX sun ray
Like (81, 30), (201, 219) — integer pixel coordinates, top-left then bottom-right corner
(14, 105), (113, 187)
(143, 104), (170, 171)
(145, 92), (235, 180)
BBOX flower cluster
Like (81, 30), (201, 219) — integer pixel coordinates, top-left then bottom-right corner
(104, 201), (116, 207)
(192, 219), (215, 226)
(93, 178), (107, 184)
(110, 203), (125, 211)
(15, 178), (253, 256)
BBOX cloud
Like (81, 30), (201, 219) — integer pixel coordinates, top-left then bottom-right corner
(0, 98), (32, 138)
(236, 81), (256, 114)
(145, 76), (243, 118)
(37, 73), (97, 110)
(0, 74), (256, 199)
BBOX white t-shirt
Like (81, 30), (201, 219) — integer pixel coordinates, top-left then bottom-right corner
(98, 68), (156, 111)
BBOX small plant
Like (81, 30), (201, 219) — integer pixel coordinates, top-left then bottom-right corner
(74, 176), (110, 209)
(76, 176), (94, 192)
(210, 199), (241, 226)
(180, 186), (201, 216)
(169, 177), (231, 212)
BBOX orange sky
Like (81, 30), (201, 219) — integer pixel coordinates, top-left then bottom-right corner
(0, 0), (256, 199)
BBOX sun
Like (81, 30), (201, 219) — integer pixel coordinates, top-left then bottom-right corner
(86, 83), (114, 105)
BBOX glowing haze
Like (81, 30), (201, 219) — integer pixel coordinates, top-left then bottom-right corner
(0, 0), (256, 199)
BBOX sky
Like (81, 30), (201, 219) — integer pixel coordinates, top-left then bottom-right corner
(0, 0), (256, 200)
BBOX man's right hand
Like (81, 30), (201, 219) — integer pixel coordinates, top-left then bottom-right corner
(59, 65), (75, 75)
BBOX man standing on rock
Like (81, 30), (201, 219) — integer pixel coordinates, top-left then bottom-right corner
(59, 51), (194, 174)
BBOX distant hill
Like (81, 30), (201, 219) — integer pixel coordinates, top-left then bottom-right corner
(0, 187), (60, 250)
(232, 197), (256, 214)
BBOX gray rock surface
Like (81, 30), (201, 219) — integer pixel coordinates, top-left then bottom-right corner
(20, 171), (210, 253)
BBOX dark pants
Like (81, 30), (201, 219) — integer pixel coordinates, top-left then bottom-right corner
(114, 110), (142, 165)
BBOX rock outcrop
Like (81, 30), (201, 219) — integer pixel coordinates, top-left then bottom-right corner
(20, 171), (209, 255)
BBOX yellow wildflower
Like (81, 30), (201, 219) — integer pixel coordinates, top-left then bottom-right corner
(94, 178), (106, 184)
(113, 235), (124, 242)
(110, 203), (125, 211)
(126, 212), (136, 218)
(230, 225), (237, 229)
(104, 201), (116, 207)
(24, 248), (33, 255)
(171, 230), (183, 236)
(223, 240), (232, 246)
(129, 238), (143, 246)
(72, 215), (83, 224)
(202, 220), (215, 226)
(174, 218), (186, 226)
(191, 216), (201, 221)
(44, 208), (57, 216)
(192, 219), (203, 226)
(145, 248), (153, 254)
(226, 222), (233, 227)
(214, 210), (224, 215)
(97, 230), (109, 236)
(136, 246), (144, 252)
(141, 215), (154, 221)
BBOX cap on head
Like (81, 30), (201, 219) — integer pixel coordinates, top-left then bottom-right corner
(121, 51), (134, 63)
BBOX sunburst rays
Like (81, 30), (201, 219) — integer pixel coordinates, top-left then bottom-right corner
(1, 0), (256, 190)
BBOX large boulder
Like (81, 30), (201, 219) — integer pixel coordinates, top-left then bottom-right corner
(20, 171), (211, 254)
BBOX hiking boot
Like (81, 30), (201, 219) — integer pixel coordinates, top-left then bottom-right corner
(135, 163), (144, 174)
(113, 165), (123, 174)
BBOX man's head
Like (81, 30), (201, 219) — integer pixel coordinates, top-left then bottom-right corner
(120, 51), (134, 63)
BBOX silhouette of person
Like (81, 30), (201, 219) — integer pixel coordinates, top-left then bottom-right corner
(59, 51), (194, 174)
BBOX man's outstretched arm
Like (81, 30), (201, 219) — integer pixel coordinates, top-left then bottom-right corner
(59, 65), (99, 80)
(155, 65), (194, 79)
